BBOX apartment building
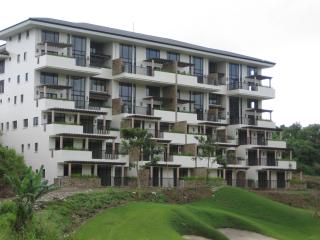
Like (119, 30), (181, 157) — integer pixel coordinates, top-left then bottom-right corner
(0, 18), (296, 189)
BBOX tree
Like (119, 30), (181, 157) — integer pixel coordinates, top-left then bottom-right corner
(194, 135), (218, 182)
(0, 145), (27, 192)
(5, 165), (53, 232)
(277, 123), (320, 175)
(120, 128), (159, 195)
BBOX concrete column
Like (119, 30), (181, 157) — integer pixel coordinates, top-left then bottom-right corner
(111, 166), (115, 186)
(44, 42), (48, 54)
(157, 121), (160, 138)
(223, 169), (226, 180)
(59, 136), (63, 149)
(112, 139), (116, 158)
(247, 128), (249, 144)
(150, 166), (153, 178)
(52, 110), (55, 123)
(68, 163), (72, 177)
(264, 130), (267, 143)
(121, 166), (125, 186)
(176, 167), (180, 180)
(43, 86), (47, 98)
(77, 113), (80, 125)
(257, 149), (260, 165)
(167, 143), (170, 161)
(85, 138), (89, 150)
(94, 164), (98, 176)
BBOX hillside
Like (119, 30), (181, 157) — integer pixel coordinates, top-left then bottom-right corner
(72, 187), (320, 240)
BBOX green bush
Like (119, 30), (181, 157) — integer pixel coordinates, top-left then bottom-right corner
(0, 200), (16, 214)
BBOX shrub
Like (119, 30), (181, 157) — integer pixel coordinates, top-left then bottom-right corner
(0, 200), (16, 215)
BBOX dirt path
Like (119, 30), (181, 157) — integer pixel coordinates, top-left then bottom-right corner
(217, 228), (277, 240)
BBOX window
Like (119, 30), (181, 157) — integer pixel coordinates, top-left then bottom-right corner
(33, 117), (39, 126)
(17, 75), (20, 83)
(119, 83), (135, 113)
(146, 48), (160, 60)
(167, 52), (180, 62)
(41, 30), (59, 43)
(229, 63), (240, 89)
(17, 54), (20, 63)
(8, 78), (10, 83)
(247, 99), (258, 109)
(23, 119), (28, 128)
(90, 78), (106, 92)
(21, 144), (24, 153)
(7, 97), (10, 103)
(25, 73), (28, 81)
(247, 66), (257, 76)
(0, 60), (4, 73)
(70, 76), (85, 108)
(6, 122), (9, 130)
(23, 52), (27, 61)
(0, 80), (4, 93)
(40, 72), (58, 85)
(42, 168), (45, 178)
(20, 94), (24, 103)
(72, 36), (86, 66)
(120, 44), (133, 73)
(1, 123), (3, 131)
(13, 120), (17, 130)
(18, 33), (21, 41)
(209, 94), (221, 105)
(192, 56), (203, 82)
(34, 143), (38, 152)
(26, 30), (29, 38)
(8, 36), (12, 41)
(27, 143), (30, 150)
(14, 96), (17, 104)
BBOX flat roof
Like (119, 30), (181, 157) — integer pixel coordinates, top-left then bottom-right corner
(0, 18), (275, 66)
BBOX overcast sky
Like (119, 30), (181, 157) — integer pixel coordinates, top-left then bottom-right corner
(1, 0), (319, 127)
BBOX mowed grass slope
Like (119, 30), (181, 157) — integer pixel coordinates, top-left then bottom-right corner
(72, 187), (320, 240)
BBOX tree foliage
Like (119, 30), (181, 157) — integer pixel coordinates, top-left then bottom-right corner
(0, 145), (27, 187)
(5, 165), (54, 232)
(278, 123), (320, 175)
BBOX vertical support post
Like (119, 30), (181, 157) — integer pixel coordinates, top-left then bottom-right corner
(121, 166), (125, 186)
(52, 110), (55, 123)
(94, 164), (98, 176)
(68, 163), (72, 177)
(44, 42), (48, 55)
(59, 136), (63, 150)
(85, 138), (89, 150)
(103, 115), (106, 133)
(112, 139), (116, 158)
(111, 166), (115, 186)
(77, 113), (80, 125)
(257, 149), (260, 165)
(43, 86), (47, 98)
(247, 128), (250, 144)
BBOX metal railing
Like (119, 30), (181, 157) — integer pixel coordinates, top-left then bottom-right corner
(197, 112), (226, 122)
(92, 151), (119, 160)
(83, 125), (109, 135)
(229, 117), (271, 125)
(121, 105), (153, 115)
(227, 81), (272, 91)
(247, 158), (279, 166)
(201, 75), (226, 86)
(238, 136), (268, 145)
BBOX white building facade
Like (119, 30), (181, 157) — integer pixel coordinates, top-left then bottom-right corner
(0, 18), (296, 189)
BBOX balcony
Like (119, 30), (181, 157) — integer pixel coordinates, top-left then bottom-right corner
(230, 117), (276, 128)
(36, 53), (101, 77)
(121, 105), (154, 116)
(46, 123), (84, 135)
(197, 112), (227, 124)
(153, 109), (198, 123)
(37, 97), (75, 110)
(227, 82), (275, 99)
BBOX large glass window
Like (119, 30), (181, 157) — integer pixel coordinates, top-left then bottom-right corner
(146, 48), (160, 60)
(0, 60), (5, 73)
(119, 83), (135, 113)
(192, 56), (203, 82)
(229, 63), (240, 89)
(72, 36), (86, 66)
(120, 44), (133, 73)
(209, 93), (221, 105)
(167, 52), (180, 62)
(41, 30), (59, 43)
(69, 76), (86, 108)
(40, 72), (58, 85)
(90, 78), (106, 92)
(192, 92), (204, 119)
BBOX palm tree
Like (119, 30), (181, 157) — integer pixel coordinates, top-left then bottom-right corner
(120, 128), (157, 196)
(5, 165), (54, 232)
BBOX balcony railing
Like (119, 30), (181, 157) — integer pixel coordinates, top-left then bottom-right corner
(238, 137), (268, 145)
(83, 125), (109, 135)
(247, 158), (279, 166)
(121, 105), (153, 115)
(197, 112), (226, 122)
(201, 75), (226, 86)
(229, 117), (271, 125)
(92, 150), (119, 160)
(228, 81), (272, 91)
(226, 179), (289, 189)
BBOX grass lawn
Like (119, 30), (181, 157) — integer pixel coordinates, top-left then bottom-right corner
(72, 187), (320, 240)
